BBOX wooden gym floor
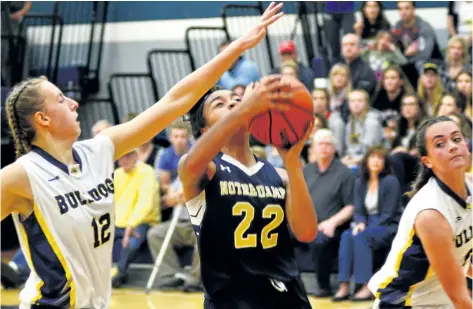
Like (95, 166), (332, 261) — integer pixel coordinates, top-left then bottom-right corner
(1, 288), (373, 309)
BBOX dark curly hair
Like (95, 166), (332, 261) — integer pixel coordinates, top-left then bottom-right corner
(186, 85), (224, 139)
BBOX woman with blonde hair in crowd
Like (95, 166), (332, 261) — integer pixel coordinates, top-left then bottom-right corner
(371, 65), (413, 121)
(441, 36), (472, 92)
(328, 63), (352, 122)
(417, 63), (445, 116)
(455, 71), (472, 121)
(341, 89), (383, 168)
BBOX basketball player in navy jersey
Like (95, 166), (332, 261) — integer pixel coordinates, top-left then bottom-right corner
(0, 3), (284, 308)
(179, 80), (318, 309)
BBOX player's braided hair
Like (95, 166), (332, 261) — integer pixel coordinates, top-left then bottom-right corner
(407, 116), (456, 197)
(187, 85), (224, 139)
(5, 76), (47, 159)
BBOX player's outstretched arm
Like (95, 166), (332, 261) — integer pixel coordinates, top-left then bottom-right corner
(179, 76), (291, 200)
(101, 3), (284, 160)
(276, 126), (318, 243)
(415, 209), (472, 309)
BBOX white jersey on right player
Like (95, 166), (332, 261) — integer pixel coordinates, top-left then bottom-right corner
(368, 174), (472, 308)
(11, 135), (115, 309)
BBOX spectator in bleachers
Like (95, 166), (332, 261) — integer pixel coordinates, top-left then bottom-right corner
(341, 90), (384, 168)
(231, 84), (246, 98)
(112, 148), (160, 288)
(92, 119), (113, 137)
(216, 40), (261, 90)
(372, 65), (413, 122)
(435, 93), (462, 116)
(303, 129), (356, 297)
(417, 63), (445, 117)
(391, 94), (423, 153)
(440, 36), (472, 92)
(1, 1), (31, 86)
(328, 63), (351, 123)
(448, 112), (472, 140)
(333, 146), (401, 301)
(122, 113), (161, 167)
(311, 113), (328, 137)
(341, 34), (377, 95)
(271, 40), (315, 91)
(447, 1), (473, 56)
(312, 88), (331, 119)
(362, 31), (408, 77)
(455, 71), (472, 121)
(156, 119), (192, 196)
(322, 2), (356, 65)
(155, 119), (192, 223)
(146, 177), (200, 291)
(389, 136), (419, 202)
(392, 1), (442, 71)
(354, 1), (391, 47)
(312, 88), (346, 155)
(280, 60), (298, 79)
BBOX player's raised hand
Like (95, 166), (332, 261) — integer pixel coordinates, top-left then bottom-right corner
(241, 75), (292, 120)
(237, 2), (284, 50)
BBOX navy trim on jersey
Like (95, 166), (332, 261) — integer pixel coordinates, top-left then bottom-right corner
(22, 213), (71, 307)
(31, 145), (82, 176)
(435, 176), (471, 209)
(377, 233), (430, 305)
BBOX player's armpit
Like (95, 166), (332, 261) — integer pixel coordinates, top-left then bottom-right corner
(1, 162), (33, 220)
(415, 209), (472, 309)
(178, 154), (216, 201)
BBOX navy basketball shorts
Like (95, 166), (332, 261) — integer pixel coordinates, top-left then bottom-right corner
(204, 276), (312, 309)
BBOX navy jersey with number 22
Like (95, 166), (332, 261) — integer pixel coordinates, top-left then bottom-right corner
(185, 152), (300, 298)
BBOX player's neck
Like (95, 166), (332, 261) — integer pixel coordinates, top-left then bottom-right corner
(221, 133), (256, 167)
(32, 136), (76, 166)
(436, 171), (468, 200)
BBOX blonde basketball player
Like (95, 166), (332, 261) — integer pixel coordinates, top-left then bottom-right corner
(369, 116), (472, 309)
(0, 3), (284, 308)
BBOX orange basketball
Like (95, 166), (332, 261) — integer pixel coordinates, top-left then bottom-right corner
(249, 75), (314, 148)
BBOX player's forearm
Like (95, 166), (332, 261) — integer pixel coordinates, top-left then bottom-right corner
(103, 41), (248, 159)
(451, 294), (472, 309)
(284, 160), (317, 242)
(180, 103), (253, 180)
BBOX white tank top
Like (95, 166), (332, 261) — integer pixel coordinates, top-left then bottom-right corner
(368, 174), (472, 307)
(12, 135), (115, 309)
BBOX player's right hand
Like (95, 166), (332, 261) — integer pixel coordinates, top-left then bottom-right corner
(241, 75), (292, 119)
(237, 2), (284, 50)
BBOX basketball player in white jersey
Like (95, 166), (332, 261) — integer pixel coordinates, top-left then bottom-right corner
(368, 116), (472, 309)
(0, 4), (284, 308)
